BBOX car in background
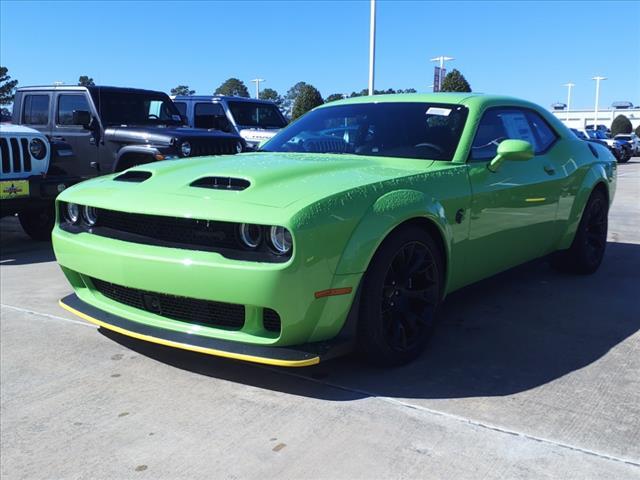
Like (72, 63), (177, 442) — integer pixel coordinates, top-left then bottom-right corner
(173, 95), (288, 150)
(614, 133), (639, 156)
(1, 124), (55, 239)
(575, 128), (625, 162)
(13, 85), (245, 173)
(54, 93), (616, 367)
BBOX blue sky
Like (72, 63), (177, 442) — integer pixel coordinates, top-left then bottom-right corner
(1, 0), (639, 110)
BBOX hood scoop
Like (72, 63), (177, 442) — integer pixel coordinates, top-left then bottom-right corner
(190, 176), (250, 191)
(114, 170), (152, 183)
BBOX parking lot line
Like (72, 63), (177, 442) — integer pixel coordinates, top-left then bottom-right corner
(0, 303), (97, 329)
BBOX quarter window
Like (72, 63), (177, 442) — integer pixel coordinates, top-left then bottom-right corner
(194, 103), (232, 132)
(471, 108), (558, 160)
(22, 95), (50, 125)
(57, 95), (90, 125)
(174, 102), (187, 117)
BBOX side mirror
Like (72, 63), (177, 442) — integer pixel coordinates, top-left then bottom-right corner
(488, 139), (534, 172)
(179, 114), (188, 126)
(72, 110), (92, 129)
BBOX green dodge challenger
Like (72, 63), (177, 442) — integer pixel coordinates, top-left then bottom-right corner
(53, 94), (616, 367)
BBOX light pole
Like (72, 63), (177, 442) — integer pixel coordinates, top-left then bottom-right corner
(251, 78), (265, 99)
(562, 82), (575, 121)
(429, 56), (454, 91)
(592, 76), (606, 129)
(368, 0), (376, 96)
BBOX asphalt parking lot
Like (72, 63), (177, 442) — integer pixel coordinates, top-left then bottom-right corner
(1, 159), (639, 480)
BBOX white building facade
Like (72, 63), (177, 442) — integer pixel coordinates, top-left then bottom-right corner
(550, 108), (640, 130)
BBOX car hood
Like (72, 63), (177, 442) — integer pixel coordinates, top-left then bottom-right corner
(64, 152), (431, 212)
(104, 125), (239, 145)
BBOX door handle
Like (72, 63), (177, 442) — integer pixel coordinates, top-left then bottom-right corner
(544, 165), (556, 175)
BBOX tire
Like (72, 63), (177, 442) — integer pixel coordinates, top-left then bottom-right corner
(618, 147), (630, 163)
(551, 189), (608, 275)
(18, 204), (55, 241)
(357, 226), (444, 366)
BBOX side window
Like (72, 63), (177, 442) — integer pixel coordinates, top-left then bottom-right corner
(57, 95), (90, 126)
(471, 108), (557, 160)
(525, 111), (558, 153)
(194, 103), (232, 132)
(22, 95), (50, 125)
(174, 102), (187, 117)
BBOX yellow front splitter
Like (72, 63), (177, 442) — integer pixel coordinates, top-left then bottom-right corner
(59, 294), (322, 367)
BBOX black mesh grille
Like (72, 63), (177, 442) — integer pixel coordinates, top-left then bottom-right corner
(190, 138), (238, 157)
(91, 277), (245, 330)
(263, 308), (281, 333)
(95, 208), (239, 249)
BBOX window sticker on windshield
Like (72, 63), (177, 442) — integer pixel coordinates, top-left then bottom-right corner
(426, 107), (451, 116)
(501, 112), (537, 148)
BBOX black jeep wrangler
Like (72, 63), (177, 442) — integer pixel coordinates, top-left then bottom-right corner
(8, 85), (244, 239)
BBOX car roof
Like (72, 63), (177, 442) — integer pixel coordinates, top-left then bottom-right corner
(172, 95), (276, 104)
(320, 93), (530, 109)
(17, 85), (168, 96)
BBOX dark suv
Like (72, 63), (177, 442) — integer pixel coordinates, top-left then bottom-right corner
(8, 85), (244, 239)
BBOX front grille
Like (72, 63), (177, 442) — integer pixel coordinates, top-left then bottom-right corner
(91, 277), (245, 330)
(189, 138), (238, 157)
(263, 308), (281, 333)
(95, 208), (239, 249)
(0, 136), (32, 174)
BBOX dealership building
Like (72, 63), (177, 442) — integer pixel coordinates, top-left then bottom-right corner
(549, 102), (640, 130)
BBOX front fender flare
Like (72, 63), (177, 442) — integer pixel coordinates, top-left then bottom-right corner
(113, 145), (162, 171)
(335, 189), (452, 278)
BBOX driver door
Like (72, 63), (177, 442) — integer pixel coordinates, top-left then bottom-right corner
(464, 107), (562, 282)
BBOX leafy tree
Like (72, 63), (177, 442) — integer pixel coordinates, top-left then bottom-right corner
(0, 66), (18, 105)
(611, 114), (633, 136)
(292, 84), (323, 119)
(78, 75), (95, 87)
(282, 81), (308, 117)
(440, 69), (472, 92)
(635, 125), (640, 137)
(348, 87), (416, 97)
(214, 78), (250, 97)
(259, 87), (282, 106)
(170, 85), (195, 96)
(397, 88), (417, 93)
(325, 93), (345, 103)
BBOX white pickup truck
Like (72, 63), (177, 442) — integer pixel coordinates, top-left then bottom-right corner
(1, 124), (55, 240)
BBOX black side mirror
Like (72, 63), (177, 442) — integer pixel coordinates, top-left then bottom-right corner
(179, 114), (188, 126)
(72, 110), (92, 129)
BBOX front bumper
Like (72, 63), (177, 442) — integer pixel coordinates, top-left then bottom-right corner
(59, 294), (356, 367)
(53, 226), (361, 351)
(1, 175), (80, 216)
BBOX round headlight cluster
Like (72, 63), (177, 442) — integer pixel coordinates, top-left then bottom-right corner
(63, 203), (98, 227)
(269, 226), (292, 255)
(238, 224), (292, 255)
(29, 138), (47, 160)
(181, 141), (192, 157)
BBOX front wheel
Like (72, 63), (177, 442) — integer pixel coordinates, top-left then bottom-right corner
(18, 204), (55, 241)
(551, 189), (608, 274)
(358, 226), (443, 366)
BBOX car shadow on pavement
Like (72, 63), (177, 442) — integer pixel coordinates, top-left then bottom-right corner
(0, 217), (55, 266)
(101, 240), (640, 402)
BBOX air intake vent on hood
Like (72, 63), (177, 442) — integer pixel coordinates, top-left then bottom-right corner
(190, 176), (250, 191)
(114, 171), (152, 183)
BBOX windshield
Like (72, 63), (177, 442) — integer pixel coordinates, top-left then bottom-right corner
(261, 102), (468, 161)
(227, 101), (287, 129)
(97, 91), (183, 126)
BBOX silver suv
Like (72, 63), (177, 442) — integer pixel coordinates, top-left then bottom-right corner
(172, 96), (288, 150)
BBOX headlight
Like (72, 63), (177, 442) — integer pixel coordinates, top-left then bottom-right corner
(29, 138), (46, 159)
(269, 226), (292, 255)
(65, 203), (80, 224)
(83, 206), (98, 226)
(181, 141), (192, 157)
(239, 223), (262, 248)
(235, 141), (243, 153)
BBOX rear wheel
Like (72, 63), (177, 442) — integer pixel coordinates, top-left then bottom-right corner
(551, 189), (608, 274)
(358, 226), (443, 366)
(18, 204), (55, 241)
